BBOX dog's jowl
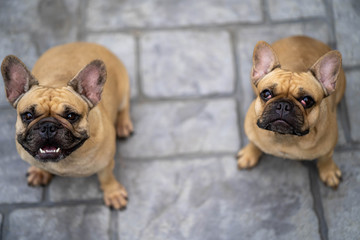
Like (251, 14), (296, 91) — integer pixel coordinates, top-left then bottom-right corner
(1, 42), (133, 209)
(237, 36), (346, 188)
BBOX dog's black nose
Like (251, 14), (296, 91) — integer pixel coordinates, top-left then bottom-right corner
(39, 122), (58, 139)
(275, 100), (293, 116)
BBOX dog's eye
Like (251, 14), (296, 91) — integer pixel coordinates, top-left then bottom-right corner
(260, 89), (273, 101)
(299, 96), (315, 109)
(65, 113), (79, 122)
(21, 112), (34, 122)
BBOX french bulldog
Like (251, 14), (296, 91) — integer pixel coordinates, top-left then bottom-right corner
(237, 36), (346, 188)
(1, 42), (133, 209)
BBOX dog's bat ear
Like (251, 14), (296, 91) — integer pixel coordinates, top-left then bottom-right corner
(310, 50), (342, 96)
(1, 55), (39, 108)
(251, 41), (280, 86)
(68, 60), (107, 108)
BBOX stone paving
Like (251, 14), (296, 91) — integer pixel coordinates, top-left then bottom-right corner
(0, 0), (359, 239)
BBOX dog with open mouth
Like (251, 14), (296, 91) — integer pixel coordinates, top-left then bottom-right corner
(1, 42), (133, 209)
(237, 36), (346, 188)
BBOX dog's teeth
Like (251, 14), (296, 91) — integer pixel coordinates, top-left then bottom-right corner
(40, 148), (60, 154)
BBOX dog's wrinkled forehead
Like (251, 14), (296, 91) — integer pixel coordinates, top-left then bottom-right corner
(258, 69), (324, 100)
(17, 86), (88, 115)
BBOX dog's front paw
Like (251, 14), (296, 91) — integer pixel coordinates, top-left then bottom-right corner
(318, 163), (342, 188)
(237, 150), (259, 169)
(117, 118), (134, 138)
(103, 183), (128, 210)
(26, 166), (53, 186)
(237, 143), (262, 169)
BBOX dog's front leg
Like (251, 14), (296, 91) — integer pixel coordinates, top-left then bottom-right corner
(317, 151), (342, 188)
(237, 141), (263, 169)
(26, 166), (53, 186)
(97, 160), (128, 209)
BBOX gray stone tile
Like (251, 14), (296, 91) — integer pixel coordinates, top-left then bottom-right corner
(86, 0), (262, 30)
(333, 0), (360, 66)
(320, 151), (360, 239)
(236, 22), (331, 118)
(0, 109), (43, 204)
(140, 31), (234, 98)
(268, 0), (326, 21)
(118, 99), (240, 158)
(0, 32), (38, 70)
(344, 69), (360, 141)
(6, 205), (110, 240)
(48, 175), (102, 202)
(118, 156), (320, 240)
(0, 0), (80, 54)
(86, 33), (138, 98)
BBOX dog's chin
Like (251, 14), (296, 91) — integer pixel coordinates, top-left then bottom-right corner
(257, 119), (309, 136)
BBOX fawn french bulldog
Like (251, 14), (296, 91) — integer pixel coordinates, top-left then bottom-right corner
(237, 36), (346, 188)
(1, 42), (133, 209)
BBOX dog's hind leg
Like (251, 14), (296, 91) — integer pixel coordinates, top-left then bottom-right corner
(116, 95), (133, 138)
(97, 160), (128, 210)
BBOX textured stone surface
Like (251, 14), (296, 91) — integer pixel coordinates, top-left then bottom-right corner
(0, 0), (81, 107)
(0, 0), (359, 239)
(0, 0), (80, 54)
(333, 0), (360, 66)
(0, 33), (38, 107)
(0, 32), (38, 70)
(6, 205), (110, 240)
(344, 69), (360, 141)
(118, 156), (320, 240)
(236, 22), (331, 115)
(86, 0), (262, 30)
(0, 109), (43, 204)
(320, 151), (360, 240)
(268, 0), (326, 21)
(140, 31), (234, 98)
(119, 99), (240, 158)
(86, 33), (138, 98)
(49, 175), (102, 202)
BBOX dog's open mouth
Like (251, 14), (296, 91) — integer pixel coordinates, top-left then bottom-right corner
(36, 145), (63, 162)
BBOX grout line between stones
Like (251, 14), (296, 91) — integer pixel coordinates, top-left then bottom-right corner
(304, 161), (329, 240)
(84, 16), (331, 35)
(229, 29), (245, 148)
(118, 152), (237, 163)
(338, 98), (353, 143)
(1, 213), (3, 240)
(323, 0), (337, 48)
(134, 32), (147, 102)
(76, 0), (89, 41)
(0, 199), (104, 212)
(261, 0), (271, 24)
(110, 210), (119, 240)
